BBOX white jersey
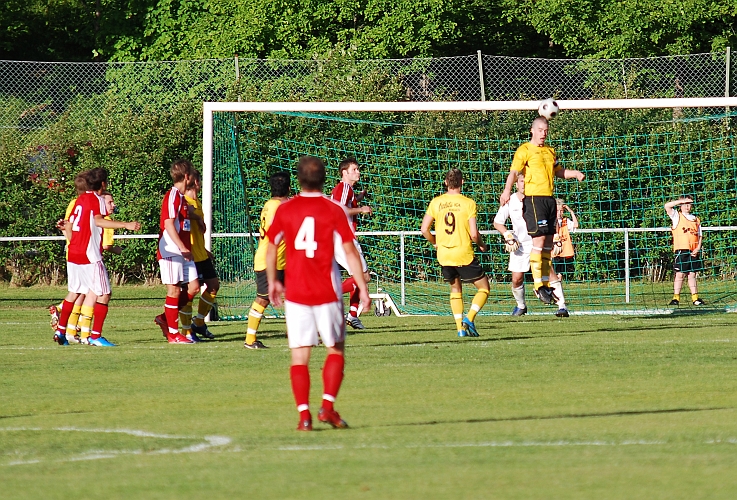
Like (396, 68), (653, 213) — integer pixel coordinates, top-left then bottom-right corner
(494, 193), (532, 248)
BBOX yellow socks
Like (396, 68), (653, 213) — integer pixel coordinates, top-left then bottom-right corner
(65, 304), (82, 337)
(450, 292), (464, 330)
(530, 252), (543, 290)
(246, 302), (266, 344)
(691, 293), (698, 302)
(673, 294), (680, 301)
(194, 290), (217, 327)
(541, 249), (552, 287)
(78, 305), (94, 339)
(179, 301), (193, 335)
(467, 289), (489, 322)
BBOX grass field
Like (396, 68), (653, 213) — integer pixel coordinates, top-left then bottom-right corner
(2, 284), (737, 499)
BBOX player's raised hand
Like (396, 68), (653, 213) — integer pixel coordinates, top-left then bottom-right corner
(269, 280), (285, 307)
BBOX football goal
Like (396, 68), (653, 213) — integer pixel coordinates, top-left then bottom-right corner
(202, 99), (737, 319)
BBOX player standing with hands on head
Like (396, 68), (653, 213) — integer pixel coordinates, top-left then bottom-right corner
(499, 116), (585, 305)
(266, 156), (370, 431)
(331, 158), (372, 330)
(421, 168), (490, 337)
(665, 196), (705, 306)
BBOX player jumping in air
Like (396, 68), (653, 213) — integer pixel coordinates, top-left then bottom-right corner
(493, 172), (569, 317)
(54, 168), (141, 346)
(244, 171), (290, 349)
(154, 159), (201, 344)
(266, 156), (370, 431)
(331, 158), (372, 330)
(500, 116), (585, 305)
(421, 168), (490, 337)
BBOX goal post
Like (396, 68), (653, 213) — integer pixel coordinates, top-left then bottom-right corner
(202, 98), (737, 319)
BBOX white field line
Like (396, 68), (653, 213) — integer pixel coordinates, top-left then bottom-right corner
(0, 427), (231, 466)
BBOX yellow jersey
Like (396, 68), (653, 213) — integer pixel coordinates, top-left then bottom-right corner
(184, 195), (209, 263)
(102, 216), (114, 248)
(511, 142), (562, 197)
(253, 198), (286, 271)
(425, 193), (477, 267)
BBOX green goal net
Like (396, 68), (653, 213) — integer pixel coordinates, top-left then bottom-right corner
(207, 103), (737, 318)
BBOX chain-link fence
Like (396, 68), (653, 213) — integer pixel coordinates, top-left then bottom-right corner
(1, 51), (733, 131)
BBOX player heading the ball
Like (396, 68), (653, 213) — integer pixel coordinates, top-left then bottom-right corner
(499, 116), (585, 306)
(266, 156), (370, 431)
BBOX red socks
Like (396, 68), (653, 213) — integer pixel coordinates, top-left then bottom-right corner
(290, 364), (311, 419)
(322, 354), (345, 411)
(57, 299), (75, 332)
(165, 295), (179, 334)
(90, 302), (108, 339)
(341, 277), (356, 294)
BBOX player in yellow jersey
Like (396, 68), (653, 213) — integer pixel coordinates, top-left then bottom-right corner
(421, 168), (489, 337)
(500, 116), (585, 305)
(180, 170), (219, 341)
(665, 196), (704, 306)
(244, 171), (290, 349)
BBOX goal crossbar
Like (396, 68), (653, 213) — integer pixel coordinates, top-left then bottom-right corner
(201, 97), (737, 250)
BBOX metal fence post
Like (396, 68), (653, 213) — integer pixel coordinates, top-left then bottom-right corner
(477, 50), (486, 103)
(624, 229), (630, 303)
(726, 47), (731, 128)
(234, 54), (241, 102)
(400, 233), (406, 306)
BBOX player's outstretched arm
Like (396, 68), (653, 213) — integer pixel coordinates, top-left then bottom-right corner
(94, 215), (141, 232)
(343, 240), (371, 309)
(266, 242), (284, 307)
(499, 170), (518, 205)
(555, 168), (585, 181)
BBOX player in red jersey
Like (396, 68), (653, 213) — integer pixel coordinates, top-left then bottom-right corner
(331, 158), (372, 330)
(266, 156), (370, 431)
(54, 168), (141, 347)
(154, 159), (201, 344)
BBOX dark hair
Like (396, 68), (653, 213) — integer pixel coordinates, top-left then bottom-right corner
(85, 167), (109, 191)
(170, 158), (193, 183)
(297, 156), (326, 191)
(445, 168), (463, 190)
(270, 171), (290, 197)
(74, 171), (89, 194)
(338, 157), (358, 175)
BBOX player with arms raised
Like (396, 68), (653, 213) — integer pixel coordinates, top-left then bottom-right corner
(266, 156), (370, 431)
(421, 168), (490, 337)
(499, 116), (585, 305)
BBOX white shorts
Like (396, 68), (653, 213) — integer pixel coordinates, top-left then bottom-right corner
(334, 239), (368, 275)
(285, 300), (345, 348)
(159, 256), (199, 285)
(67, 261), (111, 297)
(508, 244), (532, 273)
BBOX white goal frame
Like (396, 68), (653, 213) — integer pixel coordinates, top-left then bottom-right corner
(201, 97), (737, 251)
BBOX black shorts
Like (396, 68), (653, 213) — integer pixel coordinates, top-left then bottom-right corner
(441, 258), (486, 283)
(673, 250), (703, 273)
(255, 269), (285, 299)
(195, 258), (219, 281)
(523, 196), (557, 237)
(553, 256), (575, 278)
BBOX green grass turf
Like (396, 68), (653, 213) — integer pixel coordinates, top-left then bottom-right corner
(2, 284), (737, 498)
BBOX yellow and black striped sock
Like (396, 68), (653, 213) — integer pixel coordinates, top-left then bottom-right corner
(467, 289), (489, 322)
(246, 302), (266, 344)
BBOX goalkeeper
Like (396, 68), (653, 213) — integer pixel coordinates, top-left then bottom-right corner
(499, 116), (585, 305)
(493, 172), (569, 317)
(421, 168), (490, 337)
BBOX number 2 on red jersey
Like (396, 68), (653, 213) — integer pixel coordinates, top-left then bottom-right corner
(294, 217), (317, 258)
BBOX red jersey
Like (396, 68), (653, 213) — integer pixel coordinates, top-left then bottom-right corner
(157, 186), (192, 260)
(67, 191), (107, 265)
(331, 181), (358, 232)
(266, 192), (355, 306)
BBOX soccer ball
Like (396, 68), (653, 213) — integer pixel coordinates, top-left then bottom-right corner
(538, 99), (559, 120)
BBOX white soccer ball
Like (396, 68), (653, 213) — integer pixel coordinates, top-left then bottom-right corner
(538, 99), (559, 120)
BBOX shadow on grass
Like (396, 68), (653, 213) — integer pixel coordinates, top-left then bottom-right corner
(374, 406), (733, 429)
